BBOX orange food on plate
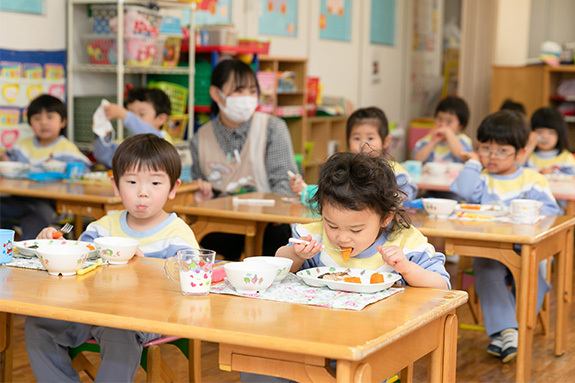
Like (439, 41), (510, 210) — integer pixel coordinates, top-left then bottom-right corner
(459, 205), (481, 210)
(370, 273), (384, 284)
(343, 276), (361, 284)
(86, 244), (95, 251)
(341, 247), (352, 260)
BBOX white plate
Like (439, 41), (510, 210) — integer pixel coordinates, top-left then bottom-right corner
(454, 204), (509, 217)
(14, 239), (97, 258)
(544, 173), (575, 182)
(296, 267), (401, 293)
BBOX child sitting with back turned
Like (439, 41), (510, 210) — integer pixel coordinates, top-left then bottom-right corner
(290, 107), (418, 200)
(412, 96), (473, 163)
(518, 107), (575, 175)
(93, 87), (173, 168)
(280, 152), (449, 288)
(25, 134), (199, 382)
(0, 94), (91, 239)
(450, 110), (560, 363)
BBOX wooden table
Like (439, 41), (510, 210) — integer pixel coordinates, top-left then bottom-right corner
(174, 192), (319, 258)
(414, 173), (575, 215)
(413, 213), (575, 383)
(0, 178), (198, 238)
(0, 258), (467, 383)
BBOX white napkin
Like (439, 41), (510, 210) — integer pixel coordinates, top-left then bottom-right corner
(92, 99), (114, 143)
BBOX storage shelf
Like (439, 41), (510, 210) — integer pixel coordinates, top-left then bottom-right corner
(71, 0), (193, 8)
(188, 45), (269, 55)
(71, 64), (192, 75)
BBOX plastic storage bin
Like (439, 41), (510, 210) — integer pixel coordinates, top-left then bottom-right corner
(194, 58), (212, 106)
(148, 81), (188, 115)
(238, 39), (270, 54)
(84, 34), (164, 66)
(165, 115), (188, 143)
(90, 4), (162, 38)
(196, 25), (237, 46)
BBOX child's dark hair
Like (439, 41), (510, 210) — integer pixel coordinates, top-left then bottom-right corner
(477, 110), (529, 151)
(124, 87), (171, 116)
(346, 107), (389, 145)
(310, 152), (410, 233)
(435, 96), (470, 129)
(530, 107), (569, 152)
(210, 58), (260, 115)
(112, 134), (181, 189)
(27, 94), (67, 123)
(499, 98), (526, 115)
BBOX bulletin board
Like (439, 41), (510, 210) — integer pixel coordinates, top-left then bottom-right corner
(0, 0), (45, 15)
(258, 0), (298, 37)
(0, 49), (66, 150)
(182, 0), (231, 26)
(319, 0), (352, 42)
(370, 0), (396, 46)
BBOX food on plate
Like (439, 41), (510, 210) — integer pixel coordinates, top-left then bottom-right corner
(341, 247), (352, 260)
(343, 276), (361, 283)
(370, 273), (384, 284)
(318, 271), (349, 281)
(27, 245), (39, 249)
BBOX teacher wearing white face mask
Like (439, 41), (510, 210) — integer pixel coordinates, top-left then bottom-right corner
(191, 58), (299, 261)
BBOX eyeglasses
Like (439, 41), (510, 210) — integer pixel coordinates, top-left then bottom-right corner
(477, 146), (516, 160)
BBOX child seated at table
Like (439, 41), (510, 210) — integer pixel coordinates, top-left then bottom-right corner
(519, 107), (575, 175)
(412, 96), (473, 163)
(25, 134), (200, 382)
(0, 94), (92, 239)
(93, 87), (173, 168)
(290, 107), (418, 200)
(450, 110), (561, 363)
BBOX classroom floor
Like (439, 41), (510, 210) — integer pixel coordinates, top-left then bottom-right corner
(8, 261), (575, 382)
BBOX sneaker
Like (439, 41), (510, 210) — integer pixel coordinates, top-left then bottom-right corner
(486, 335), (503, 357)
(500, 328), (518, 363)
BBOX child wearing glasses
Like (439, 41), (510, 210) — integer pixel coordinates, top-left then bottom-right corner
(412, 96), (473, 163)
(450, 110), (560, 363)
(518, 107), (575, 175)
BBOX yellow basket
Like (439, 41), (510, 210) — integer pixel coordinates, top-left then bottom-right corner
(164, 114), (188, 143)
(149, 81), (188, 115)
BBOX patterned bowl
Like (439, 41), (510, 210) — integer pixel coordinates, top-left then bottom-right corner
(243, 256), (293, 283)
(37, 244), (90, 276)
(94, 237), (139, 264)
(224, 262), (278, 294)
(422, 198), (458, 218)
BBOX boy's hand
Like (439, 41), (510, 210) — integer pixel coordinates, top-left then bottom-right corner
(430, 127), (445, 143)
(540, 167), (554, 174)
(37, 227), (58, 239)
(194, 179), (213, 202)
(104, 103), (128, 121)
(0, 151), (9, 161)
(134, 248), (145, 258)
(460, 151), (480, 162)
(290, 173), (305, 194)
(293, 235), (322, 260)
(377, 245), (412, 275)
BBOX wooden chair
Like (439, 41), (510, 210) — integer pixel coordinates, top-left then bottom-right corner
(68, 336), (201, 383)
(456, 256), (552, 335)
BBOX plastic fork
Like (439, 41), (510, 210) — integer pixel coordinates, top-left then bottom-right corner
(288, 238), (343, 252)
(52, 223), (73, 239)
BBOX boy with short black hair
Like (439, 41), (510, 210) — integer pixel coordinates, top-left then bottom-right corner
(0, 94), (91, 239)
(94, 87), (173, 168)
(26, 134), (199, 382)
(413, 96), (473, 163)
(451, 110), (560, 363)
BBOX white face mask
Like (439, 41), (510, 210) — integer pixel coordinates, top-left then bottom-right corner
(217, 89), (258, 124)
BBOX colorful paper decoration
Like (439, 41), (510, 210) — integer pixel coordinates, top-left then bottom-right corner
(0, 109), (19, 126)
(26, 85), (42, 101)
(0, 128), (19, 150)
(2, 84), (19, 104)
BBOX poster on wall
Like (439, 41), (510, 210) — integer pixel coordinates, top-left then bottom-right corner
(319, 0), (351, 42)
(0, 0), (45, 15)
(0, 49), (66, 149)
(182, 0), (231, 26)
(370, 0), (396, 46)
(258, 0), (298, 37)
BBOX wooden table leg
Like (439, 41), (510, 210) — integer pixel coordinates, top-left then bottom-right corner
(0, 312), (13, 383)
(555, 227), (573, 356)
(516, 244), (537, 383)
(565, 200), (575, 216)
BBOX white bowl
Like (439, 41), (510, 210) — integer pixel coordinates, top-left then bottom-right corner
(0, 162), (29, 176)
(37, 244), (90, 276)
(423, 198), (458, 218)
(94, 237), (139, 264)
(423, 162), (447, 175)
(42, 159), (67, 173)
(224, 262), (278, 294)
(243, 256), (293, 283)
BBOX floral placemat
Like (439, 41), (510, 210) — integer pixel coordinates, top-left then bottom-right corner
(6, 255), (100, 271)
(211, 273), (403, 311)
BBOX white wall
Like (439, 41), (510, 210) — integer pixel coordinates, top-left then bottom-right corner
(0, 0), (67, 50)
